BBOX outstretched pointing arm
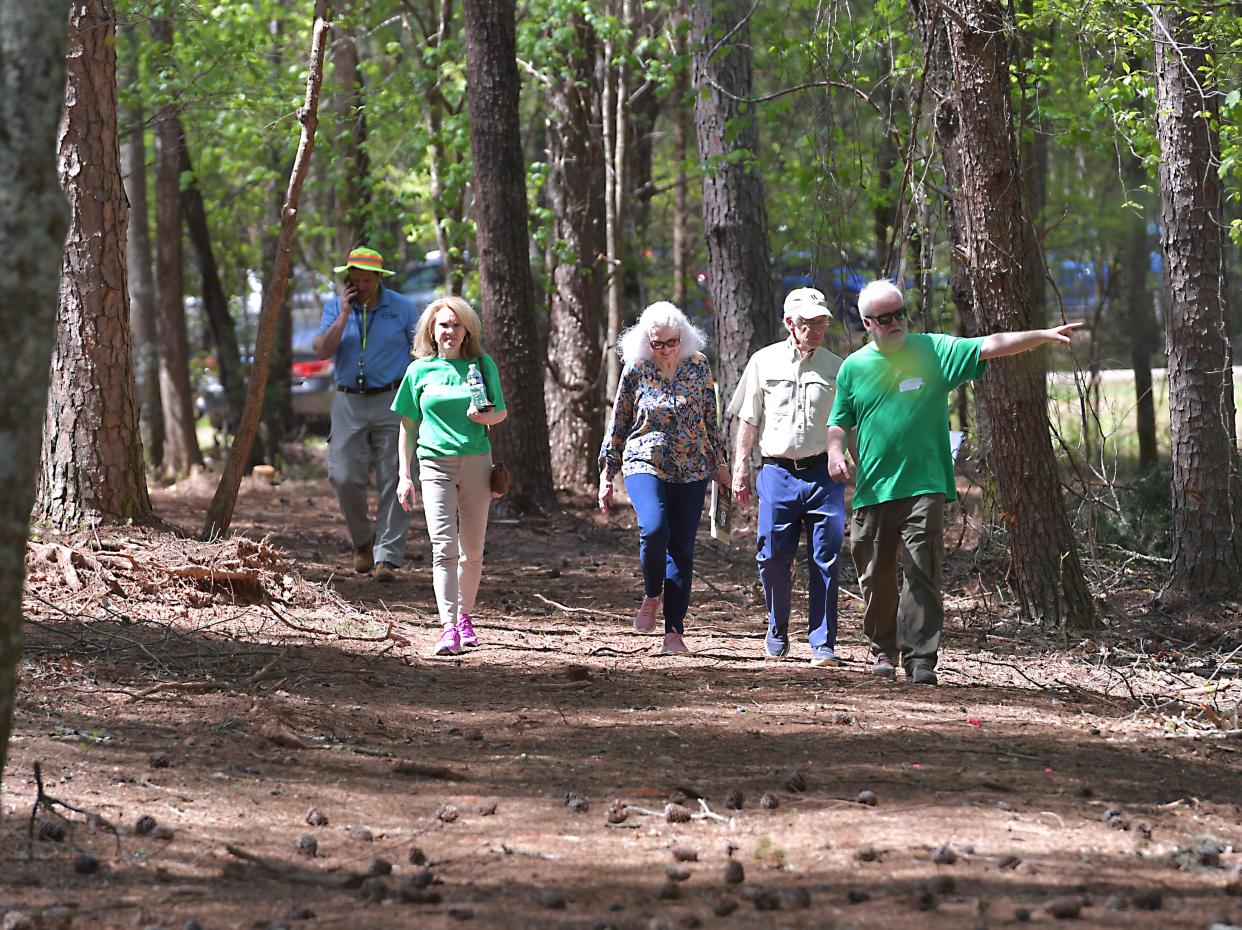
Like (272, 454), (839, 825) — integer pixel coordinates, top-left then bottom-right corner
(979, 321), (1082, 360)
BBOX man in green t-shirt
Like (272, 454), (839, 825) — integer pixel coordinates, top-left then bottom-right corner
(827, 280), (1080, 685)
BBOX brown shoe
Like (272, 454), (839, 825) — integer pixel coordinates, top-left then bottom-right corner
(374, 561), (396, 583)
(353, 540), (374, 574)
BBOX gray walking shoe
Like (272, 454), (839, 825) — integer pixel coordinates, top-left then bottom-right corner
(871, 654), (897, 679)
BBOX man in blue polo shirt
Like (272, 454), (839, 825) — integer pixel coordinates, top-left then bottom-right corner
(313, 247), (419, 583)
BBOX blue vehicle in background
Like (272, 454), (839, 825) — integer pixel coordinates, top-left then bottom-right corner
(777, 251), (874, 332)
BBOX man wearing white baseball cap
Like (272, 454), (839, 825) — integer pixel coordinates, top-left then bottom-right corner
(727, 287), (847, 666)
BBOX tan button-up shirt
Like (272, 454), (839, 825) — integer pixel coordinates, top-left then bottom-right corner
(727, 338), (844, 459)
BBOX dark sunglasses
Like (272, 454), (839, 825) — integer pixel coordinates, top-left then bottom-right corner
(649, 337), (681, 350)
(863, 308), (907, 327)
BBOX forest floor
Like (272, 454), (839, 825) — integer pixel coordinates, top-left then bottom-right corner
(4, 447), (1242, 930)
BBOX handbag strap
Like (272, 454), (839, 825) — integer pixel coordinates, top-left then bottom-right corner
(486, 424), (498, 465)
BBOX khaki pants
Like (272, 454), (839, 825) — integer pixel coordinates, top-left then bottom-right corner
(327, 389), (411, 566)
(849, 493), (944, 671)
(419, 453), (492, 627)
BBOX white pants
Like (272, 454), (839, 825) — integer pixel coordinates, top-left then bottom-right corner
(419, 453), (492, 627)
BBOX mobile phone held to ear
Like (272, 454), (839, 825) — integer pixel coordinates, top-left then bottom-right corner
(342, 275), (362, 311)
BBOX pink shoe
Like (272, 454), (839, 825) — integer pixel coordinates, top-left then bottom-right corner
(634, 595), (661, 633)
(662, 632), (688, 655)
(457, 613), (479, 648)
(434, 627), (461, 656)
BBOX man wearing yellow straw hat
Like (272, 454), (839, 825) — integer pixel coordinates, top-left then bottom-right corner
(313, 247), (419, 582)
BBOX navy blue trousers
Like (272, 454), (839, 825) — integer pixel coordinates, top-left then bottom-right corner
(755, 462), (845, 651)
(623, 474), (708, 634)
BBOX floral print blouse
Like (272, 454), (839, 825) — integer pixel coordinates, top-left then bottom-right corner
(598, 352), (726, 484)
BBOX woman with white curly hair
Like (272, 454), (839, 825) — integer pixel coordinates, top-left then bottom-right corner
(598, 301), (730, 654)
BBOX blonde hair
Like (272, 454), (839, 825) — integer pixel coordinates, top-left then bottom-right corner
(413, 295), (484, 360)
(617, 301), (707, 366)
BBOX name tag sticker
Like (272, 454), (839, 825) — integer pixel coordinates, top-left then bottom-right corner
(425, 384), (462, 397)
(899, 377), (924, 393)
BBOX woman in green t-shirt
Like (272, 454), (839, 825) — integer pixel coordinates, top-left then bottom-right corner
(392, 296), (508, 656)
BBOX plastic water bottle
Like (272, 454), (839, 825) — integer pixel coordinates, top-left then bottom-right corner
(466, 362), (494, 411)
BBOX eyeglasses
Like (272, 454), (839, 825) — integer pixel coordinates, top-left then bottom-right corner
(863, 308), (907, 327)
(649, 337), (681, 350)
(793, 317), (829, 329)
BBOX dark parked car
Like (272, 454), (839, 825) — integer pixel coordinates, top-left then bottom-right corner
(195, 331), (333, 432)
(393, 252), (447, 312)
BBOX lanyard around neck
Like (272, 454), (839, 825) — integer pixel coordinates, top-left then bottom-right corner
(354, 304), (379, 353)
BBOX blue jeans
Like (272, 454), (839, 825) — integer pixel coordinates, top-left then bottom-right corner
(623, 474), (708, 634)
(755, 461), (845, 651)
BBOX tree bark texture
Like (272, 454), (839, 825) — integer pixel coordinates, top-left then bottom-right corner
(37, 0), (152, 528)
(1016, 0), (1049, 328)
(332, 11), (370, 255)
(935, 0), (1097, 628)
(177, 116), (243, 431)
(0, 0), (70, 798)
(259, 146), (294, 463)
(118, 22), (163, 468)
(151, 18), (203, 476)
(1121, 144), (1158, 472)
(543, 16), (606, 490)
(260, 21), (294, 458)
(462, 0), (555, 512)
(601, 2), (628, 398)
(690, 0), (777, 417)
(203, 0), (332, 538)
(671, 43), (689, 311)
(1154, 7), (1240, 592)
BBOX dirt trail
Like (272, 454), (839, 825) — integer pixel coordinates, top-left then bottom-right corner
(4, 458), (1241, 929)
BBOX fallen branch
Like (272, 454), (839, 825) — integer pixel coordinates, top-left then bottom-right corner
(533, 592), (627, 621)
(392, 761), (467, 781)
(267, 602), (410, 646)
(695, 797), (730, 823)
(27, 761), (121, 860)
(224, 844), (364, 888)
(126, 650), (285, 702)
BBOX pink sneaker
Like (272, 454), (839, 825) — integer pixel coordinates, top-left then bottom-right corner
(457, 613), (479, 648)
(434, 627), (461, 656)
(662, 632), (688, 655)
(633, 595), (661, 633)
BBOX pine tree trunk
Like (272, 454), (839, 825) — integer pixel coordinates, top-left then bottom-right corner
(543, 16), (606, 491)
(37, 0), (152, 527)
(260, 19), (293, 460)
(874, 43), (900, 272)
(462, 0), (556, 512)
(333, 12), (369, 254)
(690, 0), (777, 415)
(151, 18), (204, 476)
(260, 160), (294, 463)
(118, 22), (164, 468)
(1122, 146), (1158, 472)
(1016, 0), (1049, 328)
(671, 39), (689, 312)
(1154, 7), (1240, 592)
(932, 0), (1097, 628)
(203, 0), (331, 538)
(0, 0), (70, 799)
(177, 116), (243, 431)
(602, 0), (629, 399)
